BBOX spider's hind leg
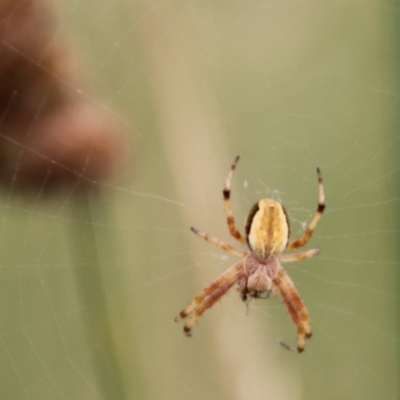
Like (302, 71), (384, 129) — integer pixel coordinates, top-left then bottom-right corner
(286, 167), (325, 251)
(223, 155), (247, 245)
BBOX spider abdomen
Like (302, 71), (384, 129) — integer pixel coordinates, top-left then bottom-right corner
(245, 199), (290, 259)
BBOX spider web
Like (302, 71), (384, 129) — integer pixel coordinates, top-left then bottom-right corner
(0, 1), (399, 400)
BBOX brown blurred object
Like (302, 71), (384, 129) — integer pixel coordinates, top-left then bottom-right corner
(0, 0), (128, 192)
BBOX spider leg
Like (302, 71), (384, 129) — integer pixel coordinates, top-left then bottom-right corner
(279, 248), (320, 263)
(286, 168), (325, 251)
(273, 269), (311, 353)
(190, 227), (246, 257)
(223, 155), (246, 245)
(182, 270), (245, 335)
(175, 261), (244, 324)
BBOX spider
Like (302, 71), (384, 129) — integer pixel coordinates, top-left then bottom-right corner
(175, 156), (325, 353)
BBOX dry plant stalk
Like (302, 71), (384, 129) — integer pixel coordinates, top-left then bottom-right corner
(0, 0), (129, 193)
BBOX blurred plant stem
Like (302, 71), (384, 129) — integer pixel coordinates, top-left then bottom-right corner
(69, 192), (127, 400)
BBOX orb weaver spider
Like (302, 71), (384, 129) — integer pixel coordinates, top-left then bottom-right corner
(175, 156), (325, 353)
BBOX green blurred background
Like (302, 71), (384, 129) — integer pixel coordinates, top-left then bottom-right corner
(1, 1), (399, 399)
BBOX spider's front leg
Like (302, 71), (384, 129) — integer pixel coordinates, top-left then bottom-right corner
(175, 261), (244, 335)
(273, 269), (312, 353)
(182, 270), (245, 335)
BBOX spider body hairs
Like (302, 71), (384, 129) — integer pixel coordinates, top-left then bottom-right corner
(175, 156), (325, 353)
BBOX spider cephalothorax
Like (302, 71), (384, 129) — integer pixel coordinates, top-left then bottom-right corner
(175, 156), (325, 353)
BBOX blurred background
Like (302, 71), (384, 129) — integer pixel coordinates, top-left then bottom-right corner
(0, 1), (399, 399)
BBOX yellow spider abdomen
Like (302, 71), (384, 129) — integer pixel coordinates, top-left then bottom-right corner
(244, 199), (290, 259)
